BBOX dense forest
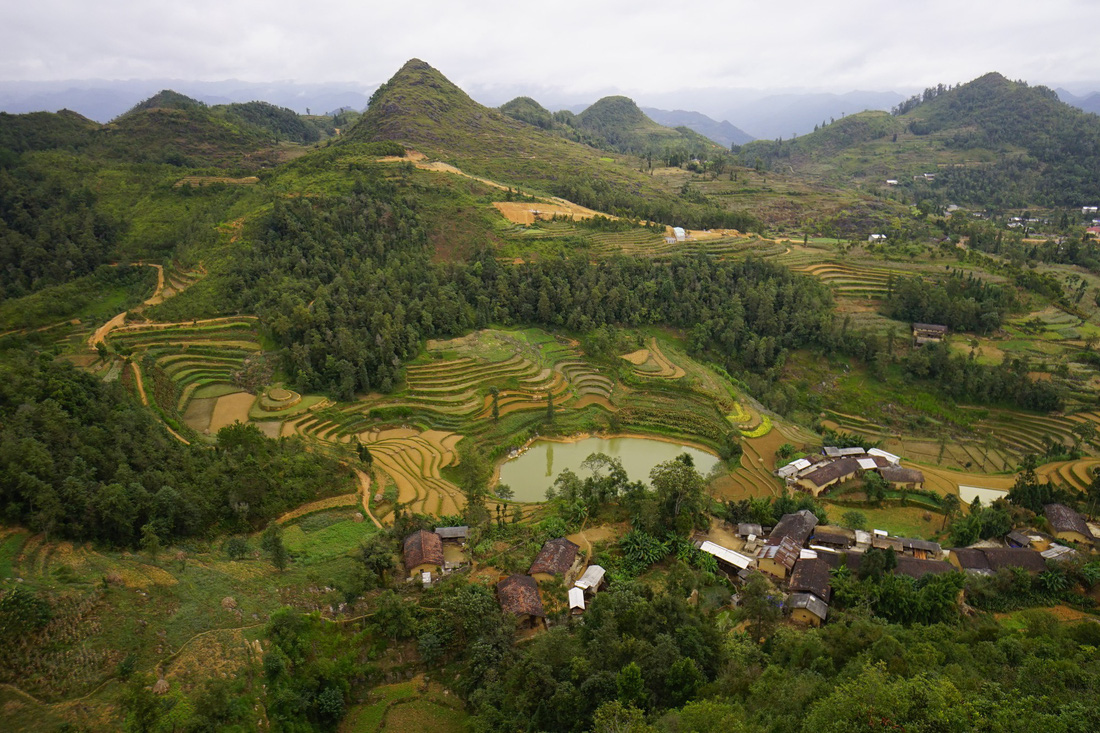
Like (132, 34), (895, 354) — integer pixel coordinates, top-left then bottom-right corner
(0, 350), (347, 545)
(234, 180), (830, 398)
(884, 271), (1019, 333)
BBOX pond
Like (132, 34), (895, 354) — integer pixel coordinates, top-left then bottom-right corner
(497, 436), (722, 502)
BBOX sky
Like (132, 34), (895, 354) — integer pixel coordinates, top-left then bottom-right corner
(3, 0), (1099, 96)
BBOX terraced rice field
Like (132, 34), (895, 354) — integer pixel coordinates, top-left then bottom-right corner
(621, 338), (686, 379)
(791, 261), (906, 298)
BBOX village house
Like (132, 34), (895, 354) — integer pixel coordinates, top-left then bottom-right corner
(434, 525), (469, 543)
(912, 323), (948, 345)
(529, 537), (580, 583)
(787, 558), (831, 626)
(496, 574), (546, 628)
(949, 547), (1047, 575)
(880, 466), (926, 490)
(757, 536), (802, 579)
(403, 529), (444, 582)
(768, 510), (819, 547)
(796, 457), (860, 495)
(893, 556), (955, 579)
(809, 530), (851, 552)
(898, 537), (941, 559)
(1043, 504), (1093, 546)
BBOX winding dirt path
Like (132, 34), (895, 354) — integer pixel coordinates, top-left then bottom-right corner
(87, 262), (166, 348)
(354, 467), (383, 529)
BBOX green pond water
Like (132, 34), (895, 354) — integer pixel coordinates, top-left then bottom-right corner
(497, 436), (721, 502)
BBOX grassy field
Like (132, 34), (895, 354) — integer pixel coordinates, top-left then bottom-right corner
(341, 678), (469, 733)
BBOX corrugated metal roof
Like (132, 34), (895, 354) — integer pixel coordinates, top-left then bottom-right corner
(568, 587), (585, 610)
(574, 565), (606, 589)
(868, 448), (901, 465)
(857, 458), (878, 470)
(699, 541), (753, 570)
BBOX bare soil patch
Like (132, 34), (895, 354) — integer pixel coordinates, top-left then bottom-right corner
(254, 420), (283, 438)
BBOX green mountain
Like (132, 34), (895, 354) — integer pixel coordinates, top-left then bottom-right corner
(346, 59), (753, 229)
(117, 89), (206, 117)
(499, 96), (554, 129)
(0, 108), (98, 154)
(739, 72), (1100, 208)
(573, 95), (723, 157)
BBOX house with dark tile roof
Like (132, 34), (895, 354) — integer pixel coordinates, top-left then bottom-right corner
(403, 529), (444, 578)
(496, 574), (545, 627)
(529, 537), (580, 583)
(1044, 504), (1093, 546)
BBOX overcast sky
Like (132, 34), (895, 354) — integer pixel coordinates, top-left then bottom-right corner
(4, 0), (1099, 94)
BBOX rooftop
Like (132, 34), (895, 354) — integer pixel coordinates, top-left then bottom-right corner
(1044, 503), (1091, 538)
(497, 574), (546, 617)
(403, 529), (444, 571)
(789, 558), (832, 601)
(758, 536), (802, 570)
(880, 466), (925, 484)
(787, 592), (829, 621)
(767, 510), (820, 547)
(800, 457), (861, 488)
(574, 565), (606, 590)
(529, 537), (580, 576)
(699, 541), (754, 570)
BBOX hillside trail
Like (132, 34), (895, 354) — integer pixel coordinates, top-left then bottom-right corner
(87, 261), (165, 348)
(353, 467), (383, 529)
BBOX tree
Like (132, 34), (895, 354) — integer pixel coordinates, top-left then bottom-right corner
(940, 493), (961, 530)
(263, 524), (289, 572)
(489, 385), (500, 421)
(225, 536), (249, 560)
(738, 573), (781, 642)
(545, 390), (555, 422)
(617, 662), (648, 710)
(591, 701), (655, 733)
(858, 547), (897, 581)
(650, 455), (708, 535)
(359, 533), (396, 588)
(840, 510), (867, 531)
(357, 441), (373, 467)
(864, 471), (888, 505)
(140, 523), (161, 564)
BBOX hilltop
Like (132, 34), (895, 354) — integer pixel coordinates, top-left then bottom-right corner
(739, 72), (1100, 207)
(347, 59), (755, 228)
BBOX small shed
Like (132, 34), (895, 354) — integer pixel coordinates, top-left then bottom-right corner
(574, 565), (606, 594)
(737, 523), (764, 538)
(529, 537), (580, 583)
(898, 537), (942, 560)
(568, 586), (586, 614)
(912, 323), (948, 345)
(435, 526), (469, 542)
(1005, 531), (1032, 548)
(698, 541), (754, 572)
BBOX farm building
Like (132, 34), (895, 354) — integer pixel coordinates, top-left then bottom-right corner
(810, 530), (851, 551)
(1043, 504), (1093, 545)
(568, 586), (586, 614)
(1006, 530), (1033, 548)
(872, 535), (904, 553)
(767, 510), (819, 547)
(789, 558), (831, 604)
(574, 565), (606, 594)
(757, 536), (802, 579)
(435, 526), (469, 542)
(880, 466), (925, 490)
(868, 448), (901, 465)
(672, 226), (687, 241)
(737, 523), (764, 539)
(912, 323), (948, 345)
(529, 537), (580, 583)
(899, 537), (941, 559)
(403, 529), (444, 579)
(797, 458), (860, 495)
(697, 541), (754, 573)
(496, 575), (546, 627)
(786, 593), (828, 626)
(823, 446), (867, 458)
(777, 458), (812, 479)
(893, 557), (955, 579)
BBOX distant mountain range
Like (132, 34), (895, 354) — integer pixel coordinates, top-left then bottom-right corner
(1056, 88), (1100, 116)
(639, 108), (754, 147)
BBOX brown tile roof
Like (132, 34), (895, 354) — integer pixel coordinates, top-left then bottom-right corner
(1044, 503), (1091, 537)
(767, 510), (820, 547)
(801, 457), (860, 488)
(880, 466), (925, 484)
(789, 558), (831, 602)
(529, 537), (579, 576)
(496, 575), (545, 617)
(811, 531), (851, 548)
(951, 548), (991, 572)
(403, 529), (444, 571)
(894, 557), (955, 579)
(982, 547), (1047, 574)
(758, 536), (802, 571)
(899, 537), (941, 555)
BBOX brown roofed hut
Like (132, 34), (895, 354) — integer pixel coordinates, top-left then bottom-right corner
(496, 575), (546, 628)
(789, 558), (831, 603)
(767, 510), (820, 547)
(403, 529), (444, 579)
(880, 466), (925, 490)
(530, 537), (580, 583)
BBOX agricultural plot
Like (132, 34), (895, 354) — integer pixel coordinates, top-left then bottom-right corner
(792, 261), (905, 298)
(621, 338), (686, 379)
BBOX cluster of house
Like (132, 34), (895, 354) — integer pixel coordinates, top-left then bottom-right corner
(777, 446), (925, 498)
(694, 500), (1098, 627)
(402, 528), (605, 628)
